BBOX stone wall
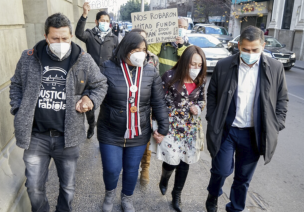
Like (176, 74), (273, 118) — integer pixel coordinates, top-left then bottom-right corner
(0, 0), (99, 211)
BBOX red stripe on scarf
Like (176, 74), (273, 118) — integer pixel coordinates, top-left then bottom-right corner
(134, 67), (142, 136)
(122, 61), (133, 139)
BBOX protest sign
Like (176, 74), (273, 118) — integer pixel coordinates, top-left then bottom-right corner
(131, 8), (179, 44)
(85, 0), (117, 10)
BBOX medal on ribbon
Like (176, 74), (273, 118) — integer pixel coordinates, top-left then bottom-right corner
(120, 61), (143, 139)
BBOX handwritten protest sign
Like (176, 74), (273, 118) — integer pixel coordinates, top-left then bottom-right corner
(131, 8), (178, 44)
(85, 0), (117, 10)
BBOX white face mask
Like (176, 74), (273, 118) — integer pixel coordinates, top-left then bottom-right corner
(129, 52), (146, 67)
(47, 39), (71, 60)
(189, 68), (201, 80)
(99, 22), (110, 32)
(178, 28), (187, 38)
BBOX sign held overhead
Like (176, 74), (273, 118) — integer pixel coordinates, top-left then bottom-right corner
(131, 8), (179, 44)
(85, 0), (118, 10)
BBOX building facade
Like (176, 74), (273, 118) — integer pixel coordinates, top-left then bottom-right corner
(268, 0), (304, 60)
(0, 0), (113, 211)
(229, 0), (274, 37)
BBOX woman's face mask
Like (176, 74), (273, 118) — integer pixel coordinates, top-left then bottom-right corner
(129, 51), (146, 67)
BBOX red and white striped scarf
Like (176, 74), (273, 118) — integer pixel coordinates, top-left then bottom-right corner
(120, 61), (143, 139)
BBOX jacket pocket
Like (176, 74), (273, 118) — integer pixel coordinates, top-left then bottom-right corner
(74, 69), (87, 95)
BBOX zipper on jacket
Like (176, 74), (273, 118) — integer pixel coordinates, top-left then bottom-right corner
(124, 139), (126, 147)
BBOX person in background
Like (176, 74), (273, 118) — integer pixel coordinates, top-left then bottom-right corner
(97, 32), (169, 212)
(156, 45), (207, 212)
(264, 29), (269, 35)
(205, 25), (288, 212)
(129, 28), (160, 187)
(75, 2), (118, 139)
(112, 22), (120, 37)
(10, 13), (107, 212)
(149, 17), (191, 76)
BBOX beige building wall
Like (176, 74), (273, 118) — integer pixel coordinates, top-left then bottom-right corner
(0, 0), (30, 210)
(0, 0), (103, 211)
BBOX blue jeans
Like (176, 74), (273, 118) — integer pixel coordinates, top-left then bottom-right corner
(207, 127), (260, 212)
(99, 143), (147, 195)
(23, 133), (79, 212)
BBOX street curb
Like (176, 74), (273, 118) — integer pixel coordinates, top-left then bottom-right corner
(293, 66), (304, 70)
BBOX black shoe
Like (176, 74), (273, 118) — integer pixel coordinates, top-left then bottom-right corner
(171, 190), (182, 212)
(171, 168), (189, 212)
(87, 124), (95, 139)
(159, 167), (174, 195)
(205, 193), (218, 212)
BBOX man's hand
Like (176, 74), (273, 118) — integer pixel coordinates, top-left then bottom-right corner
(175, 36), (184, 45)
(190, 105), (198, 115)
(76, 96), (93, 113)
(153, 131), (165, 144)
(82, 2), (90, 18)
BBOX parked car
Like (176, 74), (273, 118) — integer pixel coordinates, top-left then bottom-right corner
(125, 24), (133, 34)
(191, 25), (233, 48)
(227, 35), (296, 70)
(187, 34), (231, 73)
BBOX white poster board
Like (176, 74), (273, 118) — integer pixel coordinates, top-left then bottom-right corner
(85, 0), (117, 10)
(131, 8), (179, 44)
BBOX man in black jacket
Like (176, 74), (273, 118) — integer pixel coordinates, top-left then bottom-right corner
(112, 22), (120, 37)
(205, 26), (288, 212)
(75, 2), (118, 139)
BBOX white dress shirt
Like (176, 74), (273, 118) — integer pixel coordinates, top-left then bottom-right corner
(232, 58), (259, 128)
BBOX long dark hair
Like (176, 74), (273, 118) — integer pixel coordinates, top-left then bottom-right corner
(130, 28), (147, 37)
(169, 45), (207, 89)
(111, 32), (147, 64)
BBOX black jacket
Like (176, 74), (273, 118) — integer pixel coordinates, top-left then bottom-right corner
(206, 53), (288, 164)
(97, 58), (169, 147)
(112, 25), (120, 36)
(75, 16), (118, 66)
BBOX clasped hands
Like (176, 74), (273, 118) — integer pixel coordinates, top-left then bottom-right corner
(76, 96), (93, 113)
(152, 131), (165, 144)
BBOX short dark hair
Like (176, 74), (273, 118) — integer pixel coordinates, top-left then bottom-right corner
(45, 13), (72, 35)
(130, 28), (147, 37)
(170, 45), (207, 89)
(113, 32), (147, 62)
(240, 25), (264, 45)
(96, 11), (110, 21)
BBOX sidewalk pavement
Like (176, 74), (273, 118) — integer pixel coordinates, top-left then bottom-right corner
(294, 60), (304, 70)
(45, 113), (267, 212)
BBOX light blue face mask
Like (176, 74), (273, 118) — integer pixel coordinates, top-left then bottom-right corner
(98, 22), (110, 32)
(240, 51), (261, 65)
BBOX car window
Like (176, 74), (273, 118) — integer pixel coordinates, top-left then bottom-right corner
(205, 27), (228, 35)
(188, 23), (193, 30)
(265, 37), (282, 47)
(193, 25), (199, 31)
(235, 36), (240, 42)
(197, 26), (203, 33)
(188, 36), (224, 48)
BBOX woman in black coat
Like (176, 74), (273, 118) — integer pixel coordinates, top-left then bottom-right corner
(98, 32), (169, 212)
